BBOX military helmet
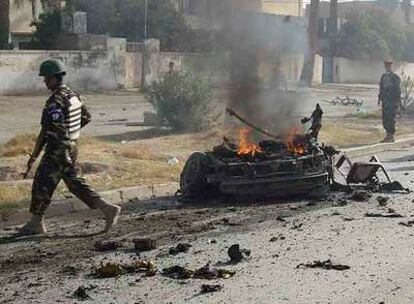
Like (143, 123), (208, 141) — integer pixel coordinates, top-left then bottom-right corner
(38, 59), (66, 77)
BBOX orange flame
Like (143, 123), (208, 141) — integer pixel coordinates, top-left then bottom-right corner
(285, 126), (306, 156)
(237, 128), (263, 156)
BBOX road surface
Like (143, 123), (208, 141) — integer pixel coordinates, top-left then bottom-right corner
(1, 146), (414, 303)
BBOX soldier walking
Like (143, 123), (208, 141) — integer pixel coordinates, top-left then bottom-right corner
(378, 59), (402, 143)
(17, 59), (121, 235)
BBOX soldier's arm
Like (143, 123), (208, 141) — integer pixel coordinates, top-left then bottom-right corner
(31, 127), (46, 159)
(378, 75), (384, 103)
(31, 105), (52, 159)
(395, 75), (402, 103)
(79, 96), (92, 128)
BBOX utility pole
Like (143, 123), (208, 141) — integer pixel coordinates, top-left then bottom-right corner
(0, 0), (10, 49)
(300, 0), (319, 86)
(144, 0), (148, 40)
(327, 0), (338, 83)
(402, 0), (411, 25)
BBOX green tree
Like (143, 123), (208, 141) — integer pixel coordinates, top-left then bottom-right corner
(65, 0), (212, 51)
(337, 10), (407, 61)
(30, 10), (61, 49)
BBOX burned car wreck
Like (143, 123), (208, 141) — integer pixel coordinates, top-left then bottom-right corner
(179, 105), (407, 201)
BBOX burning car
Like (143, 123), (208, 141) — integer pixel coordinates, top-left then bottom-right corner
(179, 105), (330, 200)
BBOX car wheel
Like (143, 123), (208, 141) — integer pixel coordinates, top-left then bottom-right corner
(180, 152), (209, 197)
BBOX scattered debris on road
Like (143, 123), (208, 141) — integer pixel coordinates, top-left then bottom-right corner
(162, 266), (194, 280)
(94, 240), (121, 252)
(365, 213), (404, 218)
(269, 236), (278, 242)
(132, 238), (157, 252)
(123, 260), (157, 276)
(222, 218), (242, 226)
(351, 191), (372, 202)
(228, 244), (251, 263)
(276, 215), (287, 222)
(291, 222), (303, 230)
(336, 199), (349, 206)
(95, 260), (156, 278)
(296, 259), (350, 271)
(343, 217), (355, 222)
(72, 285), (96, 301)
(399, 220), (414, 227)
(201, 284), (224, 294)
(62, 265), (79, 276)
(95, 262), (124, 278)
(377, 196), (389, 206)
(162, 263), (235, 280)
(169, 243), (192, 255)
(194, 263), (236, 279)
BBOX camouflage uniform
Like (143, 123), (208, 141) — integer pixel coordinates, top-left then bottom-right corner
(379, 72), (401, 135)
(30, 85), (106, 216)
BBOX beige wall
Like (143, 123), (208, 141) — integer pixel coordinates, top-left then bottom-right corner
(333, 57), (413, 84)
(10, 0), (42, 34)
(0, 49), (124, 94)
(262, 0), (303, 16)
(258, 54), (322, 85)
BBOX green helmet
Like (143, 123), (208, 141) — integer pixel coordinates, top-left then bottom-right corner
(38, 59), (66, 77)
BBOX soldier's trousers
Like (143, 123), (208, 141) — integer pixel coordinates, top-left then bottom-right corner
(382, 101), (397, 135)
(30, 146), (106, 216)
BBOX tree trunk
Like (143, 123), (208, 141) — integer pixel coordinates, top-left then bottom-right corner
(300, 0), (319, 87)
(0, 0), (10, 49)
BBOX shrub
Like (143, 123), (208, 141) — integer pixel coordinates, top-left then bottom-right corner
(145, 70), (214, 131)
(0, 133), (37, 157)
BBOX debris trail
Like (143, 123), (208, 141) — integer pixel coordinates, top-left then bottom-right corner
(365, 213), (404, 218)
(296, 259), (350, 271)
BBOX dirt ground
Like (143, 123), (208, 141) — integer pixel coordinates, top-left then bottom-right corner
(1, 147), (414, 303)
(0, 84), (413, 212)
(0, 84), (384, 144)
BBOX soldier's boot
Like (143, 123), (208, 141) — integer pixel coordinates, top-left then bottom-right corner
(387, 133), (395, 143)
(16, 214), (47, 236)
(97, 202), (121, 232)
(381, 133), (395, 143)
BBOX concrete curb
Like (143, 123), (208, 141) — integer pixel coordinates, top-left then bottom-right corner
(0, 182), (179, 226)
(344, 135), (414, 158)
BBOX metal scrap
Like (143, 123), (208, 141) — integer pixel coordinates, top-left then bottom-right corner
(194, 263), (236, 279)
(162, 263), (235, 280)
(201, 284), (224, 293)
(94, 240), (121, 252)
(72, 285), (97, 301)
(377, 196), (389, 206)
(296, 259), (350, 271)
(95, 260), (156, 278)
(162, 266), (194, 280)
(228, 244), (251, 263)
(351, 191), (372, 202)
(399, 220), (414, 227)
(169, 243), (192, 255)
(132, 238), (157, 252)
(365, 213), (404, 218)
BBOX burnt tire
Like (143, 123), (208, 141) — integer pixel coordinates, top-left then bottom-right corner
(180, 152), (209, 198)
(307, 183), (330, 199)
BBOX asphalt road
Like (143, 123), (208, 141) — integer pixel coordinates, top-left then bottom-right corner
(1, 146), (414, 303)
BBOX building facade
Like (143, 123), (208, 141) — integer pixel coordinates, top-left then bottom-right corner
(262, 0), (303, 17)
